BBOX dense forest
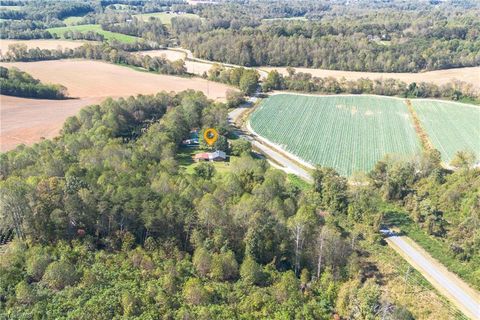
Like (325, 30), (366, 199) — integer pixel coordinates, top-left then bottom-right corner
(174, 1), (480, 72)
(0, 66), (67, 99)
(0, 1), (94, 39)
(1, 0), (479, 72)
(1, 90), (478, 318)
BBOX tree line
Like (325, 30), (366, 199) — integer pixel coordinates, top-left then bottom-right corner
(262, 69), (480, 103)
(0, 66), (67, 99)
(0, 43), (187, 76)
(62, 30), (105, 42)
(206, 64), (259, 96)
(101, 18), (170, 45)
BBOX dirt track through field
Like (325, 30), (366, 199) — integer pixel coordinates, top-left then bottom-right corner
(0, 59), (236, 152)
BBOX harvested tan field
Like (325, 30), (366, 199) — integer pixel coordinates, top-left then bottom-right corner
(0, 39), (87, 53)
(0, 59), (236, 151)
(262, 66), (480, 90)
(1, 95), (100, 151)
(139, 49), (186, 61)
(185, 60), (219, 76)
(0, 59), (234, 99)
(139, 49), (219, 76)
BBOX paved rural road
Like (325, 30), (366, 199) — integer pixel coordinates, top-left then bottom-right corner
(228, 106), (480, 319)
(387, 236), (480, 319)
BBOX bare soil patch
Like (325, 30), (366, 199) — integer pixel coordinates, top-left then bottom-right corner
(138, 49), (186, 61)
(0, 95), (100, 151)
(262, 66), (480, 90)
(0, 59), (236, 151)
(0, 59), (234, 100)
(0, 39), (87, 54)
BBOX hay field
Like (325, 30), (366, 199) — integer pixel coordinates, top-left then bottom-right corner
(134, 12), (200, 25)
(47, 24), (139, 43)
(0, 59), (235, 151)
(262, 66), (480, 90)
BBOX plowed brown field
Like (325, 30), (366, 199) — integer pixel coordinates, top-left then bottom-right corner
(0, 59), (236, 151)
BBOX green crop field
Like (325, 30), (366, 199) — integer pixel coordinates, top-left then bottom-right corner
(412, 100), (480, 164)
(47, 24), (139, 43)
(134, 12), (200, 25)
(250, 94), (422, 176)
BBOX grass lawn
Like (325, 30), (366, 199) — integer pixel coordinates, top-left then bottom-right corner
(63, 16), (84, 26)
(134, 12), (200, 25)
(47, 24), (140, 44)
(287, 174), (310, 190)
(177, 147), (235, 175)
(382, 209), (480, 291)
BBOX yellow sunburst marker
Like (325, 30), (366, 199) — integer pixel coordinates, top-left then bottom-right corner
(203, 128), (219, 146)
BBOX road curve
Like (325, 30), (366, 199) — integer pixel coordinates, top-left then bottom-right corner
(228, 106), (313, 182)
(387, 236), (480, 319)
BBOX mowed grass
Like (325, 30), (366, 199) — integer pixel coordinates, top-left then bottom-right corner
(250, 94), (421, 176)
(411, 100), (480, 164)
(47, 24), (139, 44)
(177, 147), (234, 175)
(134, 12), (200, 25)
(63, 16), (84, 26)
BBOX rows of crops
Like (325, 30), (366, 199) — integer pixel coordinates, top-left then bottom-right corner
(412, 100), (480, 164)
(249, 94), (421, 176)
